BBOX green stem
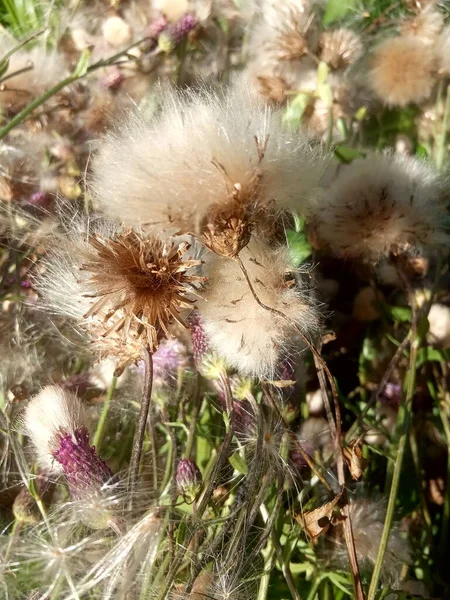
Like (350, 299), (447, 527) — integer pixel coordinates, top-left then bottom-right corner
(257, 539), (276, 600)
(93, 375), (117, 450)
(435, 84), (450, 170)
(438, 376), (450, 555)
(367, 336), (418, 600)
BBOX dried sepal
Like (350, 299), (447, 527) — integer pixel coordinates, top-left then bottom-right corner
(81, 230), (203, 353)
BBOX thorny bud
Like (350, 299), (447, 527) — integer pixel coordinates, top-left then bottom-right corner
(189, 312), (210, 367)
(52, 427), (113, 500)
(146, 15), (168, 40)
(176, 459), (202, 502)
(99, 68), (125, 91)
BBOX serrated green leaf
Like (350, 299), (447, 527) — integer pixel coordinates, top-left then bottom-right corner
(229, 451), (248, 474)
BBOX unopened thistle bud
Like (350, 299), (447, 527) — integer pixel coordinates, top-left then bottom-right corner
(176, 459), (202, 502)
(189, 311), (227, 379)
(146, 15), (168, 40)
(159, 13), (197, 51)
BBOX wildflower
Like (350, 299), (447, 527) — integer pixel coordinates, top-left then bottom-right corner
(308, 152), (449, 263)
(319, 28), (363, 70)
(22, 386), (118, 530)
(176, 459), (202, 502)
(92, 85), (326, 255)
(158, 13), (197, 51)
(38, 223), (202, 370)
(198, 239), (320, 379)
(368, 36), (436, 107)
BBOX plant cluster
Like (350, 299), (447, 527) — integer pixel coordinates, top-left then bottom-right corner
(0, 1), (450, 600)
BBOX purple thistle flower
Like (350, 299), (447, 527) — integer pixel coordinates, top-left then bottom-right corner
(189, 311), (210, 367)
(153, 337), (189, 381)
(146, 15), (168, 40)
(52, 427), (113, 498)
(176, 459), (202, 502)
(158, 13), (197, 52)
(99, 68), (125, 91)
(380, 382), (402, 410)
(28, 191), (49, 207)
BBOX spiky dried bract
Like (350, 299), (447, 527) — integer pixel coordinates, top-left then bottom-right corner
(197, 240), (320, 378)
(309, 152), (449, 262)
(81, 230), (201, 351)
(38, 226), (201, 368)
(368, 36), (436, 107)
(92, 85), (326, 254)
(248, 0), (318, 69)
(319, 28), (363, 70)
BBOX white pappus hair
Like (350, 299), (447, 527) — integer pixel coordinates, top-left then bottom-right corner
(309, 151), (450, 262)
(197, 239), (321, 379)
(92, 84), (327, 233)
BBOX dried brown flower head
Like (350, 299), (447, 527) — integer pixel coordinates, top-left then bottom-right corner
(257, 75), (289, 104)
(81, 231), (203, 352)
(268, 10), (311, 63)
(319, 28), (363, 70)
(199, 137), (271, 258)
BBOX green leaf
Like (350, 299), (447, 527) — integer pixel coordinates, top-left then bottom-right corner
(72, 48), (91, 78)
(386, 305), (412, 323)
(283, 92), (311, 129)
(0, 59), (9, 79)
(416, 347), (450, 368)
(334, 145), (365, 164)
(286, 229), (312, 265)
(229, 451), (248, 475)
(323, 0), (359, 25)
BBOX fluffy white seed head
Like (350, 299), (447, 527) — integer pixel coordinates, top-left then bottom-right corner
(319, 28), (363, 70)
(308, 152), (449, 262)
(335, 497), (411, 585)
(92, 84), (326, 235)
(22, 386), (85, 473)
(197, 239), (320, 378)
(427, 303), (450, 348)
(367, 36), (436, 107)
(101, 16), (132, 47)
(400, 5), (444, 43)
(0, 37), (67, 112)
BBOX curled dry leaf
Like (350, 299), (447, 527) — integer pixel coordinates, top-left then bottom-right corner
(295, 490), (343, 539)
(343, 435), (368, 480)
